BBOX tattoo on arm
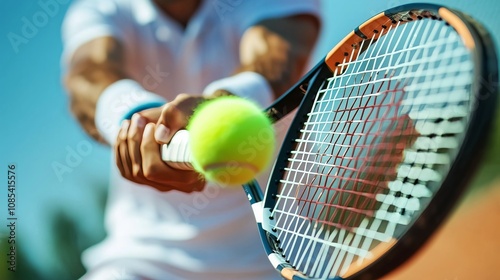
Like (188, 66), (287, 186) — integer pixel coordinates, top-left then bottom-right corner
(64, 36), (128, 143)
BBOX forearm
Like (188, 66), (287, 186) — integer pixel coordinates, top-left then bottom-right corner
(203, 15), (319, 108)
(238, 15), (320, 99)
(64, 37), (127, 143)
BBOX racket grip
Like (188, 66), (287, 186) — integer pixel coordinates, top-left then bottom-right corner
(161, 130), (194, 170)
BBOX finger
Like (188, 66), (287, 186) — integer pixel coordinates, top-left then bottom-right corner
(154, 98), (191, 144)
(117, 120), (133, 179)
(127, 113), (147, 177)
(115, 121), (129, 178)
(154, 103), (171, 144)
(141, 123), (186, 181)
(154, 104), (174, 144)
(154, 123), (171, 144)
(142, 123), (206, 192)
(138, 107), (163, 123)
(114, 126), (126, 177)
(141, 123), (165, 179)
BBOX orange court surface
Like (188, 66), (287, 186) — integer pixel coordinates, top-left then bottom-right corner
(385, 179), (500, 280)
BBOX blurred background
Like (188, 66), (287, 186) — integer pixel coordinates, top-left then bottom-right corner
(0, 0), (499, 279)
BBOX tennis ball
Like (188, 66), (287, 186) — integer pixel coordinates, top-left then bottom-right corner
(188, 96), (275, 185)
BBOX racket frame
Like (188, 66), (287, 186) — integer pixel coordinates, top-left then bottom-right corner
(244, 3), (498, 280)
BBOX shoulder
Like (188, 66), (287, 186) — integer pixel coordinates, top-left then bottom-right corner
(62, 0), (136, 61)
(65, 0), (134, 20)
(215, 0), (320, 17)
(210, 0), (321, 31)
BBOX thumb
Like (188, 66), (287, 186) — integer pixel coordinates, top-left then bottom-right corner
(154, 103), (187, 144)
(154, 123), (172, 144)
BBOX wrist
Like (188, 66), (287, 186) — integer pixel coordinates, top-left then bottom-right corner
(202, 71), (274, 108)
(95, 79), (166, 145)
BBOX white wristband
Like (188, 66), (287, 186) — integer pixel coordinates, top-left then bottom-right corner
(95, 79), (166, 145)
(202, 71), (274, 108)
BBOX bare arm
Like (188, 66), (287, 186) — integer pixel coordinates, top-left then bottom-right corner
(64, 36), (128, 143)
(238, 14), (320, 98)
(115, 14), (321, 192)
(156, 14), (320, 141)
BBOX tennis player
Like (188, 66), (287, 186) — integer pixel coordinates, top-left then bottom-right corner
(62, 0), (320, 279)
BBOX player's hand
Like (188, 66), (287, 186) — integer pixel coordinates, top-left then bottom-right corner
(114, 94), (206, 193)
(153, 93), (207, 144)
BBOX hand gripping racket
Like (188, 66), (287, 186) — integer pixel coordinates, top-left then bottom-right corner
(162, 3), (498, 279)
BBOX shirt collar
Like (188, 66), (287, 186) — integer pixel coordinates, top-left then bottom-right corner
(132, 0), (213, 26)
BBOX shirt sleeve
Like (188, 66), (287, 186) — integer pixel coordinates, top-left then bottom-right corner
(227, 0), (321, 35)
(61, 0), (124, 63)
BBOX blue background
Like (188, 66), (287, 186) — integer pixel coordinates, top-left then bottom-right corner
(1, 0), (499, 279)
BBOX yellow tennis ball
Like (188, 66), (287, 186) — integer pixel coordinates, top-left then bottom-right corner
(188, 96), (275, 185)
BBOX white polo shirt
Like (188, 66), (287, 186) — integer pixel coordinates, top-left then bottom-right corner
(62, 0), (320, 279)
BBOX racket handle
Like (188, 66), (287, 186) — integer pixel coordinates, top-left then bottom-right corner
(161, 130), (194, 170)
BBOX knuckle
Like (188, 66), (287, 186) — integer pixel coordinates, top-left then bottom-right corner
(176, 93), (189, 100)
(139, 143), (154, 156)
(161, 103), (173, 115)
(130, 131), (142, 142)
(131, 164), (142, 177)
(142, 165), (159, 181)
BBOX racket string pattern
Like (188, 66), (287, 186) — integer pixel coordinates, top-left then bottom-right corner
(158, 4), (496, 279)
(270, 14), (474, 279)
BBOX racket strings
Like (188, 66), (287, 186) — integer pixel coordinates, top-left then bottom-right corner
(301, 85), (411, 231)
(272, 17), (474, 278)
(287, 49), (409, 233)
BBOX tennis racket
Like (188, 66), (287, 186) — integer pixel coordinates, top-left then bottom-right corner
(162, 3), (498, 280)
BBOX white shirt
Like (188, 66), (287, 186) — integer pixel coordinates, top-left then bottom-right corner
(62, 0), (320, 279)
